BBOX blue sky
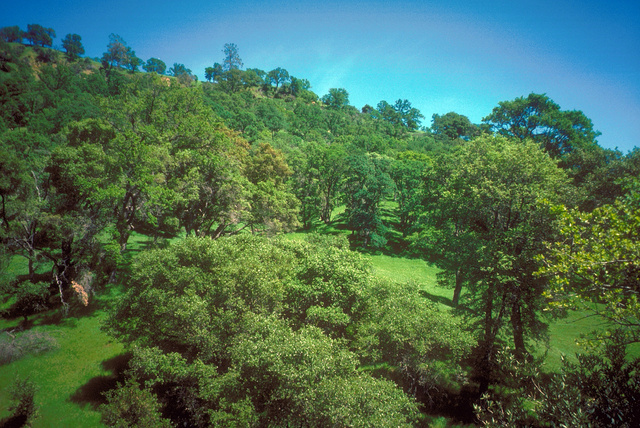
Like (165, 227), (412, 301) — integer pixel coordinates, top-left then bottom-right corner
(4, 0), (639, 152)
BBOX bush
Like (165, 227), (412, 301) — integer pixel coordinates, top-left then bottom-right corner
(99, 379), (171, 428)
(1, 376), (39, 427)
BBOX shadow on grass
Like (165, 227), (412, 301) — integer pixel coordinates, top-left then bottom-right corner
(419, 289), (455, 308)
(69, 352), (132, 409)
(0, 413), (28, 428)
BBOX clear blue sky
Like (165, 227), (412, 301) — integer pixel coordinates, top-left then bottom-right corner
(4, 0), (639, 152)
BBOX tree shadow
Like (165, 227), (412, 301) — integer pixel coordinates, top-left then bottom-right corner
(0, 413), (28, 428)
(69, 352), (132, 409)
(419, 289), (455, 308)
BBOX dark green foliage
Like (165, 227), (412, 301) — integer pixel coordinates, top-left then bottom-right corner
(9, 281), (50, 322)
(2, 376), (39, 427)
(483, 92), (599, 159)
(62, 33), (84, 61)
(321, 87), (350, 109)
(343, 152), (395, 248)
(102, 34), (138, 76)
(267, 67), (290, 93)
(25, 24), (55, 47)
(431, 111), (481, 143)
(142, 57), (166, 74)
(0, 26), (24, 43)
(374, 99), (424, 131)
(222, 42), (243, 71)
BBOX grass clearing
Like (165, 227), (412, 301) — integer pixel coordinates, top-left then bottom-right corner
(0, 311), (124, 427)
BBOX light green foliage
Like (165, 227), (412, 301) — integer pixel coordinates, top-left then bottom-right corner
(106, 235), (428, 426)
(100, 379), (171, 428)
(540, 178), (640, 343)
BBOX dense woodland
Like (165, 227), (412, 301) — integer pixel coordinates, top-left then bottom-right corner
(1, 26), (640, 427)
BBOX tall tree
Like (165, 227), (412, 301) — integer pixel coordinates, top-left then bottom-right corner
(61, 33), (84, 61)
(483, 93), (599, 159)
(222, 42), (243, 71)
(343, 152), (395, 248)
(101, 34), (137, 77)
(393, 99), (424, 130)
(416, 135), (572, 384)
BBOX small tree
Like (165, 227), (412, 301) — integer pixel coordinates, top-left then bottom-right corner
(143, 57), (166, 74)
(100, 380), (171, 428)
(322, 88), (350, 109)
(62, 33), (84, 61)
(0, 26), (24, 43)
(25, 24), (55, 47)
(3, 376), (39, 427)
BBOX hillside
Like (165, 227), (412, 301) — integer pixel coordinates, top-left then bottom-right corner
(1, 36), (640, 427)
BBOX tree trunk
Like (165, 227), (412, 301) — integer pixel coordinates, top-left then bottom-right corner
(511, 301), (527, 361)
(452, 268), (463, 306)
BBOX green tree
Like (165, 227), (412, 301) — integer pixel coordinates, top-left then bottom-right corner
(431, 111), (481, 143)
(2, 376), (39, 427)
(321, 87), (350, 109)
(61, 33), (84, 61)
(204, 62), (223, 83)
(483, 93), (599, 159)
(416, 135), (572, 385)
(245, 143), (300, 234)
(142, 57), (166, 74)
(0, 26), (24, 43)
(101, 34), (137, 76)
(267, 67), (290, 93)
(343, 152), (395, 248)
(100, 379), (171, 428)
(393, 99), (424, 130)
(313, 143), (348, 224)
(168, 63), (195, 84)
(25, 24), (55, 47)
(540, 178), (640, 343)
(389, 151), (430, 236)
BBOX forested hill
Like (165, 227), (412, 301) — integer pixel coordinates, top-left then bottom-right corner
(2, 28), (640, 427)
